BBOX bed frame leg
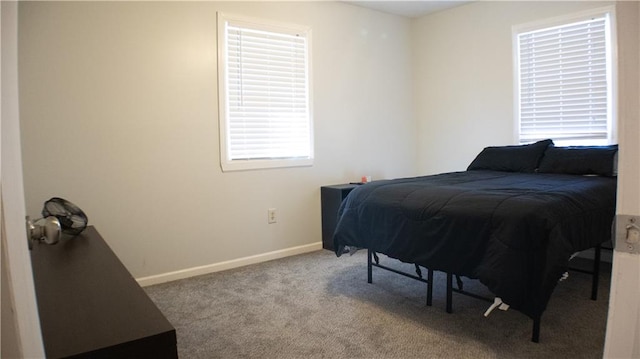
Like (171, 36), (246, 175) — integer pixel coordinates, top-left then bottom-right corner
(455, 275), (464, 290)
(446, 272), (453, 313)
(367, 249), (373, 284)
(532, 317), (541, 343)
(591, 244), (601, 301)
(426, 269), (433, 306)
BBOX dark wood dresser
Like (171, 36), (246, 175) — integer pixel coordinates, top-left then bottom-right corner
(30, 226), (178, 358)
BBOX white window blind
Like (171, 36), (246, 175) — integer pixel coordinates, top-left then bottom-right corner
(219, 14), (312, 171)
(516, 14), (612, 144)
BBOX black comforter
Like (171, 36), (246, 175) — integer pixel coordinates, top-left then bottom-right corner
(333, 170), (616, 319)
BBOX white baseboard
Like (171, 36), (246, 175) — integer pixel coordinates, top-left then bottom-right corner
(136, 242), (323, 287)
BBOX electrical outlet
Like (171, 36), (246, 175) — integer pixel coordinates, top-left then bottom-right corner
(268, 208), (277, 224)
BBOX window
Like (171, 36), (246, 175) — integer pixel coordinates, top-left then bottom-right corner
(514, 8), (616, 146)
(217, 13), (313, 172)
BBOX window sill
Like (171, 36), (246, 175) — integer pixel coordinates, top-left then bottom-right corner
(221, 158), (313, 172)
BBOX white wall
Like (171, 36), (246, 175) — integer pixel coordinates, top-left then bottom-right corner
(18, 1), (416, 279)
(411, 1), (620, 174)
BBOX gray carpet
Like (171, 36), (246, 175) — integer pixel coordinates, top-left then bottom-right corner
(144, 250), (609, 358)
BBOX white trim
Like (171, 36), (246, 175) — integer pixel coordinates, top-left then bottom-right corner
(512, 24), (522, 143)
(136, 241), (323, 287)
(512, 6), (616, 34)
(221, 157), (314, 172)
(512, 5), (618, 145)
(607, 8), (618, 145)
(217, 12), (314, 172)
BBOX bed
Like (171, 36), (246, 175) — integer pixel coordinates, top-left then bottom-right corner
(333, 140), (617, 342)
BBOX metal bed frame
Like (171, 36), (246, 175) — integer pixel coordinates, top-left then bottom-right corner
(366, 244), (604, 343)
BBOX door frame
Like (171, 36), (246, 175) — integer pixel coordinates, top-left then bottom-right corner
(1, 2), (45, 357)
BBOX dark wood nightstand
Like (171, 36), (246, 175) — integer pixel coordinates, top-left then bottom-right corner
(321, 184), (360, 251)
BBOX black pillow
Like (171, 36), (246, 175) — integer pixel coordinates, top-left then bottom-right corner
(467, 139), (553, 173)
(537, 145), (618, 176)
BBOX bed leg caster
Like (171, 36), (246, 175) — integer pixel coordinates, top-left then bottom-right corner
(446, 273), (453, 313)
(367, 249), (373, 284)
(591, 244), (601, 301)
(426, 269), (433, 306)
(532, 318), (541, 343)
(455, 275), (464, 290)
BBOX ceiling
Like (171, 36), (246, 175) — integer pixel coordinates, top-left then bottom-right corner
(344, 1), (473, 18)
